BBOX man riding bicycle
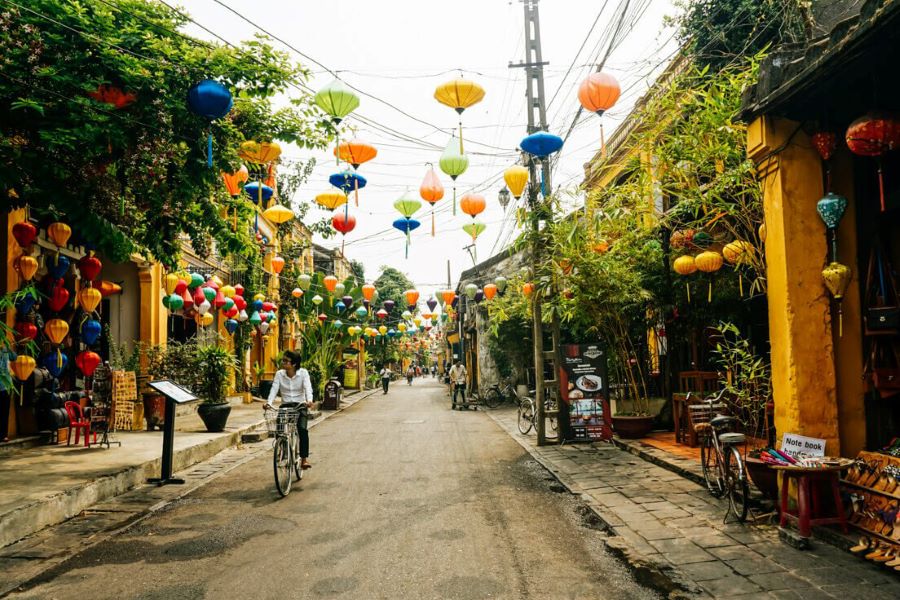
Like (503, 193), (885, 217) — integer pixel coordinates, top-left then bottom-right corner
(266, 351), (313, 470)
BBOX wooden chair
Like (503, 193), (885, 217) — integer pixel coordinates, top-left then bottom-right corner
(685, 401), (727, 448)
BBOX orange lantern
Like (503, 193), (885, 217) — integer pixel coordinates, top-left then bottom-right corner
(459, 193), (486, 219)
(97, 280), (123, 297)
(15, 255), (38, 281)
(483, 283), (498, 300)
(405, 289), (420, 307)
(47, 222), (72, 248)
(323, 275), (338, 293)
(335, 139), (377, 169)
(78, 287), (102, 313)
(577, 72), (621, 157)
(221, 165), (249, 196)
(361, 284), (376, 302)
(44, 319), (69, 345)
(419, 165), (445, 236)
(522, 282), (534, 296)
(270, 255), (285, 274)
(441, 290), (456, 305)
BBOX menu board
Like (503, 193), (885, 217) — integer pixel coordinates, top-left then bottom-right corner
(149, 380), (198, 404)
(342, 349), (359, 389)
(559, 344), (612, 441)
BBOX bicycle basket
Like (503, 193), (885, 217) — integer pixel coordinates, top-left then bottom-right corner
(265, 406), (300, 436)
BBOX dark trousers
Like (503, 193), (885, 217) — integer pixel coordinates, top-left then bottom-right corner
(382, 378), (390, 393)
(282, 403), (309, 458)
(452, 383), (466, 404)
(0, 390), (10, 440)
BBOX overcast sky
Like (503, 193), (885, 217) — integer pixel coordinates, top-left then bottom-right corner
(185, 0), (678, 299)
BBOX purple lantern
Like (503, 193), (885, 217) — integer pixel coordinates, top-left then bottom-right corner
(342, 295), (353, 309)
(474, 289), (485, 303)
(383, 300), (395, 313)
(426, 297), (438, 312)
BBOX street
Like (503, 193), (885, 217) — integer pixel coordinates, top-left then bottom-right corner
(12, 379), (656, 600)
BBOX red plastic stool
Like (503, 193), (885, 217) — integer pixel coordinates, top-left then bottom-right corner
(775, 465), (848, 538)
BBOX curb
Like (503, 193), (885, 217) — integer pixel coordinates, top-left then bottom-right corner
(0, 389), (378, 551)
(609, 437), (706, 487)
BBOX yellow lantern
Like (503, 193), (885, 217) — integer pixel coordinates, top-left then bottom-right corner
(378, 325), (387, 335)
(165, 273), (180, 295)
(9, 354), (36, 402)
(254, 293), (266, 302)
(823, 262), (852, 337)
(758, 222), (767, 244)
(78, 287), (102, 313)
(315, 191), (348, 210)
(47, 222), (72, 247)
(15, 255), (38, 282)
(197, 312), (214, 327)
(221, 285), (236, 299)
(695, 251), (723, 302)
(722, 240), (753, 265)
(44, 319), (69, 345)
(673, 255), (697, 303)
(210, 275), (224, 288)
(434, 78), (485, 154)
(413, 317), (422, 326)
(263, 204), (294, 225)
(503, 165), (529, 200)
(398, 323), (407, 333)
(238, 140), (282, 164)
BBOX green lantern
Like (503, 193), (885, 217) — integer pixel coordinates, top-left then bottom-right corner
(334, 282), (346, 296)
(249, 311), (262, 325)
(298, 273), (312, 291)
(462, 221), (487, 262)
(394, 192), (422, 218)
(189, 273), (204, 290)
(312, 294), (324, 306)
(495, 276), (508, 293)
(314, 79), (359, 123)
(202, 286), (216, 302)
(439, 135), (469, 215)
(332, 319), (343, 330)
(465, 283), (477, 299)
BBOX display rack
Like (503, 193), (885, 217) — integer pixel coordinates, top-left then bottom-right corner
(841, 450), (900, 550)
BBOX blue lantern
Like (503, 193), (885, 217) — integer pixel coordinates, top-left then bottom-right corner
(15, 290), (37, 315)
(81, 318), (102, 345)
(329, 171), (368, 195)
(332, 319), (343, 329)
(392, 218), (421, 259)
(520, 131), (564, 157)
(225, 318), (239, 335)
(47, 254), (70, 279)
(355, 306), (368, 319)
(335, 300), (346, 313)
(188, 80), (233, 168)
(387, 329), (396, 338)
(244, 182), (274, 206)
(42, 351), (68, 378)
(252, 299), (264, 313)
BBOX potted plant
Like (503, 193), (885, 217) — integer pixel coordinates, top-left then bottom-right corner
(195, 344), (237, 432)
(140, 342), (167, 431)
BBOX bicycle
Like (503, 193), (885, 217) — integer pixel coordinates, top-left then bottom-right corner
(691, 390), (750, 522)
(481, 380), (519, 409)
(264, 403), (306, 497)
(517, 390), (559, 435)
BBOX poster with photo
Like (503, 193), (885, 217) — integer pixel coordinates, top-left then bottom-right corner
(558, 344), (612, 441)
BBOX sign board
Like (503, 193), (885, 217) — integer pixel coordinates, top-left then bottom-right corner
(780, 433), (826, 458)
(149, 380), (198, 404)
(342, 350), (359, 389)
(559, 344), (612, 441)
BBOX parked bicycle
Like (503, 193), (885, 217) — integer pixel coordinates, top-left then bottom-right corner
(481, 379), (519, 409)
(517, 390), (559, 435)
(264, 403), (307, 497)
(690, 389), (750, 522)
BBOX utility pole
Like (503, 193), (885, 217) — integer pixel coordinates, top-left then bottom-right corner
(509, 0), (567, 446)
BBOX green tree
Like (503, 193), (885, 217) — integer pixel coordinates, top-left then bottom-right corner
(349, 260), (365, 288)
(0, 0), (332, 266)
(373, 266), (415, 312)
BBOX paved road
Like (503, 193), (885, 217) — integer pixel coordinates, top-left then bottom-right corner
(14, 378), (656, 600)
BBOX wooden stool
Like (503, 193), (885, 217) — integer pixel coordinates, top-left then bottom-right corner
(774, 465), (848, 538)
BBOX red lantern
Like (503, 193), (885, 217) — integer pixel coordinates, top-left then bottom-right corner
(213, 290), (226, 309)
(77, 255), (103, 282)
(193, 287), (206, 307)
(76, 350), (102, 377)
(233, 295), (247, 311)
(47, 280), (70, 312)
(262, 301), (275, 312)
(846, 113), (900, 212)
(811, 131), (836, 161)
(14, 321), (38, 342)
(181, 289), (194, 310)
(88, 84), (136, 109)
(234, 284), (245, 296)
(174, 279), (188, 295)
(318, 313), (328, 323)
(12, 221), (37, 248)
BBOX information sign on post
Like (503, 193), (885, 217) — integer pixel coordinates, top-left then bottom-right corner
(559, 344), (612, 441)
(147, 380), (198, 486)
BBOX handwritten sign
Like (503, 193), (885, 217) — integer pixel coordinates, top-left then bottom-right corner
(780, 433), (826, 458)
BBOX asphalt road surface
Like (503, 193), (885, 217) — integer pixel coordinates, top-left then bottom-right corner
(14, 378), (657, 600)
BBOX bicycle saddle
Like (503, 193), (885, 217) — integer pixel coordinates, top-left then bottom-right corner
(718, 432), (746, 445)
(709, 414), (735, 427)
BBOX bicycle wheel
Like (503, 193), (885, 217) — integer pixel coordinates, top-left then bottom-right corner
(700, 436), (725, 498)
(483, 388), (501, 409)
(726, 446), (750, 522)
(518, 398), (535, 434)
(273, 436), (293, 497)
(546, 402), (558, 431)
(292, 430), (303, 481)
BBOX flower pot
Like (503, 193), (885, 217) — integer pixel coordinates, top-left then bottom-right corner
(142, 392), (166, 431)
(197, 402), (231, 433)
(612, 415), (654, 439)
(745, 456), (778, 501)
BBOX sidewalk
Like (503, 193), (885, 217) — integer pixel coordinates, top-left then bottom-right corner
(487, 407), (900, 599)
(0, 389), (377, 549)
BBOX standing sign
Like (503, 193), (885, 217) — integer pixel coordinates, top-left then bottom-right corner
(342, 348), (359, 389)
(147, 380), (198, 486)
(559, 344), (612, 441)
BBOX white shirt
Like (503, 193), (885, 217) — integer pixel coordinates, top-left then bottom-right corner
(267, 368), (313, 405)
(380, 368), (391, 379)
(449, 364), (467, 385)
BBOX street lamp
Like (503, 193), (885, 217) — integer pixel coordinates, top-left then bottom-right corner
(498, 186), (511, 211)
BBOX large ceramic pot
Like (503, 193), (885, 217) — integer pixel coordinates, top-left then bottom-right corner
(745, 456), (778, 501)
(197, 402), (232, 433)
(611, 415), (654, 439)
(142, 391), (166, 431)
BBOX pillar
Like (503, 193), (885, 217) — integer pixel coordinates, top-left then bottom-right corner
(138, 262), (167, 351)
(747, 116), (840, 453)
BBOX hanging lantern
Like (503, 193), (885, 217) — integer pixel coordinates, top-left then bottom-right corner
(483, 283), (498, 300)
(77, 255), (102, 282)
(392, 218), (421, 259)
(439, 135), (469, 215)
(298, 274), (312, 291)
(376, 308), (388, 320)
(758, 222), (767, 244)
(270, 255), (285, 275)
(335, 139), (377, 169)
(77, 287), (102, 313)
(362, 284), (376, 302)
(464, 283), (477, 299)
(406, 289), (420, 307)
(441, 290), (456, 305)
(577, 72), (621, 156)
(355, 306), (368, 319)
(504, 165), (529, 200)
(817, 192), (848, 262)
(263, 204), (294, 225)
(14, 322), (38, 342)
(846, 112), (900, 212)
(673, 255), (698, 303)
(317, 313), (328, 324)
(311, 295), (324, 307)
(244, 182), (274, 207)
(239, 141), (282, 165)
(10, 354), (36, 400)
(329, 170), (368, 208)
(823, 262), (852, 337)
(12, 221), (37, 248)
(420, 165), (445, 236)
(434, 77), (485, 155)
(80, 318), (102, 345)
(187, 80), (233, 168)
(47, 222), (72, 248)
(15, 255), (38, 282)
(75, 350), (101, 377)
(459, 193), (486, 219)
(383, 299), (395, 313)
(723, 240), (754, 296)
(225, 319), (239, 335)
(494, 277), (508, 294)
(335, 301), (346, 313)
(42, 351), (68, 378)
(47, 254), (70, 280)
(694, 250), (724, 303)
(315, 79), (360, 125)
(88, 84), (136, 109)
(426, 297), (438, 312)
(691, 231), (713, 249)
(323, 276), (338, 293)
(44, 319), (69, 345)
(811, 131), (837, 191)
(292, 288), (303, 299)
(332, 210), (357, 254)
(315, 190), (348, 211)
(520, 131), (564, 158)
(462, 221), (487, 261)
(342, 295), (354, 309)
(222, 165), (250, 197)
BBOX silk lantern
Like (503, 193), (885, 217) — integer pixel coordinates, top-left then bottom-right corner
(316, 190), (348, 211)
(846, 112), (900, 212)
(10, 355), (36, 401)
(405, 289), (419, 307)
(434, 78), (485, 155)
(270, 255), (285, 275)
(188, 80), (233, 168)
(332, 211), (356, 253)
(12, 221), (37, 248)
(238, 141), (282, 165)
(577, 72), (621, 156)
(15, 255), (38, 282)
(504, 165), (528, 200)
(673, 255), (697, 303)
(78, 287), (102, 313)
(439, 135), (469, 215)
(823, 261), (852, 337)
(462, 222), (487, 261)
(722, 240), (754, 296)
(81, 318), (102, 345)
(77, 255), (102, 282)
(14, 322), (37, 342)
(44, 319), (69, 345)
(484, 283), (498, 300)
(263, 204), (294, 225)
(817, 192), (848, 261)
(420, 165), (445, 235)
(695, 251), (724, 302)
(222, 165), (249, 196)
(47, 254), (69, 279)
(47, 222), (71, 248)
(75, 350), (101, 377)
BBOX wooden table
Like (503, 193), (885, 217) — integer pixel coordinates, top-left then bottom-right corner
(773, 464), (849, 538)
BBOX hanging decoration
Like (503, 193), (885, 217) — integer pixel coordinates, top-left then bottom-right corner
(270, 255), (285, 275)
(263, 204), (294, 225)
(504, 165), (529, 201)
(816, 192), (848, 261)
(405, 289), (420, 309)
(419, 164), (445, 236)
(15, 255), (38, 282)
(672, 255), (697, 303)
(244, 181), (274, 207)
(239, 141), (282, 165)
(439, 135), (469, 215)
(315, 79), (360, 166)
(9, 355), (36, 403)
(520, 131), (563, 196)
(75, 350), (101, 378)
(694, 250), (724, 302)
(823, 262), (852, 337)
(464, 284), (477, 299)
(88, 84), (136, 109)
(315, 190), (348, 211)
(187, 80), (233, 168)
(335, 139), (377, 207)
(494, 276), (508, 294)
(329, 171), (368, 211)
(393, 192), (422, 258)
(811, 131), (837, 191)
(362, 284), (376, 303)
(222, 165), (250, 197)
(846, 112), (900, 212)
(332, 210), (357, 254)
(462, 222), (487, 261)
(577, 72), (621, 156)
(483, 283), (498, 301)
(12, 221), (37, 248)
(434, 77), (485, 154)
(47, 222), (72, 248)
(78, 287), (102, 313)
(722, 240), (754, 296)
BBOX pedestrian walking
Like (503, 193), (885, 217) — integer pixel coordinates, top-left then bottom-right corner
(380, 365), (392, 394)
(267, 351), (314, 470)
(449, 360), (467, 407)
(406, 365), (415, 385)
(431, 365), (437, 378)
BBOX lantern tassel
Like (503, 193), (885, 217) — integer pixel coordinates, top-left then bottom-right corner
(56, 348), (63, 370)
(207, 131), (213, 168)
(432, 210), (436, 237)
(878, 159), (886, 212)
(708, 281), (713, 304)
(341, 236), (345, 256)
(838, 302), (843, 338)
(452, 183), (457, 216)
(686, 283), (691, 304)
(739, 272), (743, 297)
(831, 230), (838, 263)
(459, 118), (464, 155)
(600, 123), (607, 160)
(354, 177), (359, 207)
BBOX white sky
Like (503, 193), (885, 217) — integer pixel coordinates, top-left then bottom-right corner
(185, 0), (678, 299)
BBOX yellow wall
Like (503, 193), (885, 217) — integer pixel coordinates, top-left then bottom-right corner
(748, 116), (842, 454)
